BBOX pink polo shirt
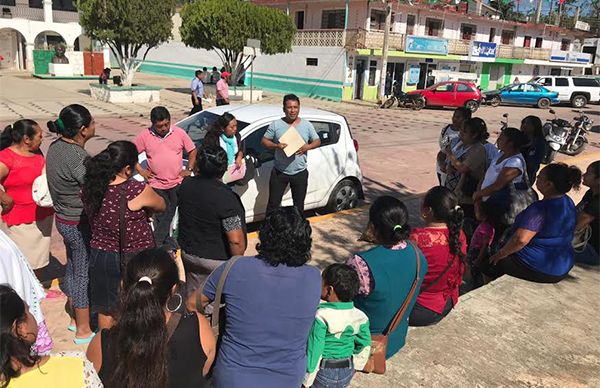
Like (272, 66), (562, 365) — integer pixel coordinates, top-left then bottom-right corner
(216, 79), (229, 100)
(133, 126), (196, 190)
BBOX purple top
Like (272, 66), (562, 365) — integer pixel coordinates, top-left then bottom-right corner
(89, 180), (155, 253)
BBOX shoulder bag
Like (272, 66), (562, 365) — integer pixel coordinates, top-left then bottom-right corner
(362, 241), (421, 375)
(32, 167), (53, 207)
(573, 226), (592, 253)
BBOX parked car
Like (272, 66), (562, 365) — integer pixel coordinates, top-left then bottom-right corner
(407, 81), (482, 112)
(483, 83), (559, 109)
(530, 75), (600, 108)
(147, 105), (364, 224)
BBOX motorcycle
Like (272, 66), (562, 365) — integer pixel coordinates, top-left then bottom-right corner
(542, 109), (591, 163)
(380, 81), (425, 110)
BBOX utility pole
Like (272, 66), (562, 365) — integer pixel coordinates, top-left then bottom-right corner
(574, 6), (580, 25)
(377, 0), (392, 103)
(534, 0), (543, 24)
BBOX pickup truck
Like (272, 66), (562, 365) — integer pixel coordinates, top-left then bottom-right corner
(530, 76), (600, 108)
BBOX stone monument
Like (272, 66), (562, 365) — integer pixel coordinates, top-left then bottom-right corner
(49, 44), (74, 76)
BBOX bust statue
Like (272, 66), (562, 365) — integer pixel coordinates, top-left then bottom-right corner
(51, 45), (69, 64)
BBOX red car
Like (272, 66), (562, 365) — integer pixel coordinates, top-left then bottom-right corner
(408, 81), (482, 112)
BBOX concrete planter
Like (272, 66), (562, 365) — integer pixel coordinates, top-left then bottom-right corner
(230, 87), (263, 102)
(89, 84), (161, 103)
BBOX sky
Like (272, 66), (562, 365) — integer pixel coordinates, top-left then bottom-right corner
(486, 0), (595, 17)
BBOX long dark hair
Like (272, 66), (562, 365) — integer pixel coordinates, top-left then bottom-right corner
(0, 285), (40, 388)
(213, 112), (236, 135)
(108, 248), (179, 388)
(368, 196), (411, 245)
(501, 127), (529, 151)
(542, 163), (582, 194)
(195, 145), (228, 179)
(47, 104), (92, 139)
(0, 120), (38, 150)
(521, 115), (544, 140)
(463, 117), (490, 143)
(81, 141), (138, 216)
(423, 186), (465, 262)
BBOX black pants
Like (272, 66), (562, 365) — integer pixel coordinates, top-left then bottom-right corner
(478, 253), (567, 284)
(190, 96), (203, 115)
(153, 186), (179, 249)
(409, 297), (453, 327)
(216, 98), (229, 106)
(266, 169), (308, 215)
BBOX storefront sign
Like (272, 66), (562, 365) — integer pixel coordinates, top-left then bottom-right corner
(406, 35), (448, 56)
(470, 41), (497, 58)
(407, 66), (420, 85)
(550, 50), (591, 64)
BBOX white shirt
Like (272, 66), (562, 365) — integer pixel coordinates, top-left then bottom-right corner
(481, 153), (526, 200)
(483, 142), (500, 169)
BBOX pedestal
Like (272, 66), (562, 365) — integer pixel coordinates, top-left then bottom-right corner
(48, 63), (74, 77)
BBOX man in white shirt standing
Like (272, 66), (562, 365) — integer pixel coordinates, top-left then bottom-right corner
(191, 70), (206, 115)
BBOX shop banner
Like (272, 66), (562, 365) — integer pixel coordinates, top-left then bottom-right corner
(406, 35), (449, 56)
(407, 66), (420, 85)
(550, 50), (591, 64)
(470, 41), (497, 58)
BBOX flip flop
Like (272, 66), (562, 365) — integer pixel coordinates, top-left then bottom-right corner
(67, 324), (76, 332)
(73, 332), (96, 345)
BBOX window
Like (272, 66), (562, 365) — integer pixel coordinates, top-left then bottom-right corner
(177, 111), (249, 149)
(560, 39), (570, 51)
(457, 83), (474, 92)
(28, 0), (42, 8)
(425, 18), (443, 37)
(52, 0), (76, 11)
(295, 11), (305, 30)
(370, 9), (386, 31)
(555, 78), (569, 87)
(535, 37), (543, 48)
(306, 58), (318, 66)
(541, 77), (553, 86)
(501, 30), (514, 45)
(460, 24), (476, 40)
(573, 78), (600, 87)
(406, 14), (416, 35)
(0, 0), (16, 6)
(368, 60), (377, 86)
(489, 28), (496, 43)
(310, 121), (341, 147)
(435, 83), (454, 92)
(524, 84), (540, 92)
(321, 9), (345, 29)
(244, 126), (274, 164)
(523, 36), (531, 48)
(509, 84), (524, 92)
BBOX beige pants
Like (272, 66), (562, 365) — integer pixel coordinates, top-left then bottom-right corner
(6, 216), (53, 270)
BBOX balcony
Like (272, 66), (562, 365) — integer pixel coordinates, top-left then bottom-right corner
(348, 29), (405, 51)
(0, 5), (78, 23)
(498, 45), (550, 60)
(292, 29), (345, 47)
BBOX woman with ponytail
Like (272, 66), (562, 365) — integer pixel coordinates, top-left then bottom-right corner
(0, 120), (54, 278)
(46, 104), (96, 344)
(409, 186), (467, 327)
(480, 163), (582, 283)
(82, 141), (165, 330)
(347, 196), (428, 358)
(86, 248), (215, 388)
(0, 285), (102, 387)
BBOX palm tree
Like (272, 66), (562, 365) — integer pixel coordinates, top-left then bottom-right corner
(489, 0), (516, 20)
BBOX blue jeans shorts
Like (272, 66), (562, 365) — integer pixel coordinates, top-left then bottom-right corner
(312, 359), (354, 388)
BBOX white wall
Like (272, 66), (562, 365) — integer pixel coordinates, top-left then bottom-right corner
(144, 42), (223, 69)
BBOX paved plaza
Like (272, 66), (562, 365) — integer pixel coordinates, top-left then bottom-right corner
(1, 71), (600, 386)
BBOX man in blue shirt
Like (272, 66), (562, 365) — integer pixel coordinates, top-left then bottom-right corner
(262, 94), (321, 214)
(190, 70), (206, 115)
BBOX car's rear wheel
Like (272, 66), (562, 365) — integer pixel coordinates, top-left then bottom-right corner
(537, 98), (551, 109)
(490, 96), (501, 107)
(465, 100), (479, 112)
(326, 179), (360, 213)
(571, 95), (587, 108)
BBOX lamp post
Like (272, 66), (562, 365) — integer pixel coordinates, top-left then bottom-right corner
(377, 0), (392, 104)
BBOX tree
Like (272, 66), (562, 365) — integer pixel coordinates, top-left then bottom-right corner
(180, 0), (295, 85)
(78, 0), (176, 86)
(489, 0), (516, 20)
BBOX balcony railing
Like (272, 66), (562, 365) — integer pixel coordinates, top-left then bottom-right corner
(349, 29), (405, 51)
(0, 5), (79, 23)
(292, 29), (346, 47)
(498, 45), (550, 60)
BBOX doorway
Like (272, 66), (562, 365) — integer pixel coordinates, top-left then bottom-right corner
(417, 63), (437, 89)
(355, 59), (366, 99)
(385, 62), (405, 95)
(488, 64), (505, 90)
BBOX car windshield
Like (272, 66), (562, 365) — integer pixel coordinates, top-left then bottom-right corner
(426, 83), (443, 90)
(177, 111), (250, 147)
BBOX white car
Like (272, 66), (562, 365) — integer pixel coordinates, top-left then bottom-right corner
(531, 76), (600, 108)
(174, 104), (364, 223)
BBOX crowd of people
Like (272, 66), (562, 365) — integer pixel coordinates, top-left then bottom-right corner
(0, 96), (598, 388)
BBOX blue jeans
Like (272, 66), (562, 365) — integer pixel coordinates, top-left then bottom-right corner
(312, 364), (354, 388)
(575, 244), (600, 266)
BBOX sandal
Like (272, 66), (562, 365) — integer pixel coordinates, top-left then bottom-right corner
(73, 332), (96, 345)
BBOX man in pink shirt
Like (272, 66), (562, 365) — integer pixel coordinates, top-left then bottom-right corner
(134, 106), (197, 248)
(216, 71), (231, 106)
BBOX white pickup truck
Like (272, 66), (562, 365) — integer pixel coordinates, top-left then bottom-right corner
(531, 76), (600, 108)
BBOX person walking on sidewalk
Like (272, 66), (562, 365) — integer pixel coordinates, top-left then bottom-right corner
(135, 107), (197, 249)
(262, 94), (321, 215)
(216, 71), (231, 106)
(190, 70), (207, 115)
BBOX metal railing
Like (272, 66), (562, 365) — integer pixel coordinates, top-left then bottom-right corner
(0, 5), (78, 23)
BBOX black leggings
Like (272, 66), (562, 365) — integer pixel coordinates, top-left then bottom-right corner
(409, 297), (453, 327)
(478, 254), (567, 284)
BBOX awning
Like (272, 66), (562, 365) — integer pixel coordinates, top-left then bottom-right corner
(524, 59), (592, 68)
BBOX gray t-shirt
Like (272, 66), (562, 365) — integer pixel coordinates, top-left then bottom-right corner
(46, 139), (89, 222)
(264, 118), (319, 175)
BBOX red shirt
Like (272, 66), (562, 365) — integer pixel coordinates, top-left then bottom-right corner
(0, 148), (54, 226)
(410, 227), (466, 314)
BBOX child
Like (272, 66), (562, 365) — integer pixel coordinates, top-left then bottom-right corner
(466, 202), (502, 289)
(303, 264), (371, 388)
(134, 106), (197, 249)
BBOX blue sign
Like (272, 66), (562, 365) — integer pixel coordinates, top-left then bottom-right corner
(470, 41), (497, 58)
(407, 66), (420, 85)
(405, 35), (449, 56)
